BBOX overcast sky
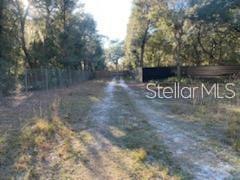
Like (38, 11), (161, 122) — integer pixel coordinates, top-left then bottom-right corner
(82, 0), (133, 42)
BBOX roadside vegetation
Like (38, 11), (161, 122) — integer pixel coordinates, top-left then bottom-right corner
(149, 78), (240, 152)
(0, 0), (240, 179)
(0, 0), (105, 95)
(125, 0), (240, 157)
(125, 0), (240, 73)
(107, 85), (191, 179)
(0, 80), (106, 178)
(0, 80), (189, 179)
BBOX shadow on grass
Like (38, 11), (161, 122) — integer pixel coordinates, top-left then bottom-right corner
(64, 83), (191, 179)
(0, 81), (106, 179)
(0, 80), (190, 179)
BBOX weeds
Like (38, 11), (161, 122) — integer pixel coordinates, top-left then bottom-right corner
(162, 78), (240, 152)
(227, 113), (240, 151)
(107, 87), (191, 179)
(0, 81), (106, 179)
(131, 148), (147, 162)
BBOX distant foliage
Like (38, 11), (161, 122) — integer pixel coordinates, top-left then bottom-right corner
(125, 0), (240, 69)
(0, 0), (105, 95)
(105, 41), (125, 70)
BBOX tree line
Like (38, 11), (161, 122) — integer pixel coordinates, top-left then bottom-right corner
(0, 0), (105, 95)
(125, 0), (240, 77)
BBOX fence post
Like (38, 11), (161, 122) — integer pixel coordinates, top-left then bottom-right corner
(45, 69), (49, 91)
(69, 68), (72, 85)
(68, 67), (72, 86)
(40, 67), (43, 89)
(58, 69), (62, 88)
(0, 89), (2, 102)
(25, 69), (28, 92)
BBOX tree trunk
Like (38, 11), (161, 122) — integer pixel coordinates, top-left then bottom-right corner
(193, 44), (201, 66)
(174, 24), (184, 81)
(61, 1), (67, 62)
(197, 26), (217, 62)
(0, 0), (4, 58)
(0, 0), (3, 96)
(176, 46), (181, 80)
(44, 6), (51, 61)
(88, 62), (94, 72)
(15, 1), (32, 68)
(139, 21), (150, 67)
(20, 21), (33, 68)
(140, 43), (145, 67)
(115, 63), (118, 72)
(175, 36), (182, 80)
(83, 60), (87, 71)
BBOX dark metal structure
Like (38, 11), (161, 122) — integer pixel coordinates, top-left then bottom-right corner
(142, 66), (240, 82)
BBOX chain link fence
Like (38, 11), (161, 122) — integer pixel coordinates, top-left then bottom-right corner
(24, 68), (94, 92)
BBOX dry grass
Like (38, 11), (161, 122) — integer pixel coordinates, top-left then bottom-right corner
(0, 79), (189, 179)
(105, 86), (190, 179)
(0, 80), (106, 179)
(159, 78), (240, 152)
(226, 113), (240, 151)
(166, 99), (240, 152)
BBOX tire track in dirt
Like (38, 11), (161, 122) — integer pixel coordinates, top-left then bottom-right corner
(83, 79), (133, 179)
(118, 79), (240, 180)
(84, 79), (183, 179)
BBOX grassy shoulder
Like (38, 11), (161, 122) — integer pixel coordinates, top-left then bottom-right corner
(0, 80), (106, 179)
(0, 79), (190, 179)
(152, 78), (240, 152)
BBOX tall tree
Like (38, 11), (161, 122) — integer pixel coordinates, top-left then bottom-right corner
(0, 0), (106, 95)
(13, 0), (32, 68)
(125, 0), (240, 73)
(0, 0), (20, 95)
(57, 0), (76, 63)
(106, 41), (125, 71)
(31, 0), (58, 66)
(125, 0), (152, 68)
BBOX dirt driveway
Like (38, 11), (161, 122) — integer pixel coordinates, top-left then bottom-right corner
(1, 79), (240, 179)
(88, 79), (240, 179)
